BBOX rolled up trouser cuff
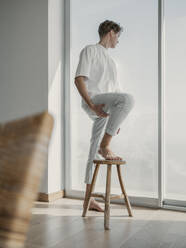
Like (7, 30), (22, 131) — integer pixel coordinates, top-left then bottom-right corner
(105, 127), (118, 136)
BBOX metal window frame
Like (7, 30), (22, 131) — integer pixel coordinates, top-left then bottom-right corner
(63, 0), (186, 212)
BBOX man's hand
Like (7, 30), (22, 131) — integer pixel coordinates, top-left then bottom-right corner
(91, 104), (109, 118)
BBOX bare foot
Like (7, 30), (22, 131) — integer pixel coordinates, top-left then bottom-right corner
(89, 199), (104, 212)
(98, 146), (123, 160)
(83, 198), (104, 212)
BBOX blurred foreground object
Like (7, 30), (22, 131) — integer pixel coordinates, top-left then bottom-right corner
(0, 111), (54, 248)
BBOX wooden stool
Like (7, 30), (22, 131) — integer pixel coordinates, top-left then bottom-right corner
(82, 159), (133, 230)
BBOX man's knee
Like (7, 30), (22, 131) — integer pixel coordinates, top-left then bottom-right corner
(118, 93), (135, 109)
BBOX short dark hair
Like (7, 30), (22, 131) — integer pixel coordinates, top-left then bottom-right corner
(98, 20), (123, 39)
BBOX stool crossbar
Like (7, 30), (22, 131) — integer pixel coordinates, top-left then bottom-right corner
(82, 159), (133, 230)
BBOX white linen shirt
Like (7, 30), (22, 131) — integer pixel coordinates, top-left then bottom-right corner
(74, 43), (123, 107)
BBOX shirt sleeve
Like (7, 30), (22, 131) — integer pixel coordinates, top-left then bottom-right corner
(74, 46), (93, 80)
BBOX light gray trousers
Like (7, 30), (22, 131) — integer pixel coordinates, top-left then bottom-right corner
(82, 92), (135, 184)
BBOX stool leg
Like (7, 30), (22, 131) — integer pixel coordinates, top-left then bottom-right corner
(104, 164), (112, 230)
(82, 164), (100, 217)
(116, 164), (133, 217)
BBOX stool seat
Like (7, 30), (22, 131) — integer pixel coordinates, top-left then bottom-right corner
(93, 159), (126, 165)
(82, 159), (133, 230)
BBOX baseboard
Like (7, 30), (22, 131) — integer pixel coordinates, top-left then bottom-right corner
(37, 190), (65, 202)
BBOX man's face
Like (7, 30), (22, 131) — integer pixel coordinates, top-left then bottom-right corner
(110, 30), (120, 48)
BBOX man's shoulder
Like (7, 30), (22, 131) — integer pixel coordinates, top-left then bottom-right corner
(81, 44), (97, 57)
(83, 44), (97, 51)
(85, 44), (96, 48)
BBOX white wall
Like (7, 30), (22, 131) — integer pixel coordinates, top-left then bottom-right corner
(0, 0), (65, 194)
(0, 0), (48, 122)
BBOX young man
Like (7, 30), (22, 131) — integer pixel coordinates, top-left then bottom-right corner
(74, 20), (135, 212)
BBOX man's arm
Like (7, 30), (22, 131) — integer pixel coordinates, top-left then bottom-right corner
(74, 76), (94, 110)
(74, 76), (109, 118)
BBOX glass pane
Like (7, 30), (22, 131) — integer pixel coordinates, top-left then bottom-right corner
(164, 0), (186, 201)
(70, 0), (158, 197)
